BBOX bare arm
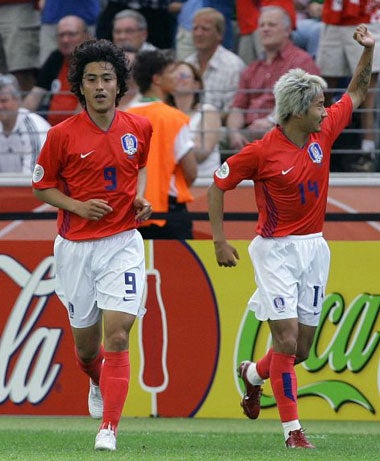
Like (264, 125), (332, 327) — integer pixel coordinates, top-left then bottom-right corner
(33, 187), (113, 221)
(23, 87), (47, 111)
(193, 108), (221, 163)
(179, 149), (198, 185)
(134, 166), (152, 222)
(347, 24), (375, 110)
(227, 109), (249, 150)
(207, 182), (239, 267)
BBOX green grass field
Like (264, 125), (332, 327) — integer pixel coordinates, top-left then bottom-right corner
(0, 416), (379, 460)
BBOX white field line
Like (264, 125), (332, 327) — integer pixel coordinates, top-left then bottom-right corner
(0, 203), (53, 238)
(327, 196), (380, 232)
(1, 198), (379, 238)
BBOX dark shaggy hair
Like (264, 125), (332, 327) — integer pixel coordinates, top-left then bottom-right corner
(68, 39), (130, 107)
(133, 49), (175, 94)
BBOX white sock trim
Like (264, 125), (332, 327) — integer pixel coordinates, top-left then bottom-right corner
(246, 362), (265, 385)
(282, 420), (302, 440)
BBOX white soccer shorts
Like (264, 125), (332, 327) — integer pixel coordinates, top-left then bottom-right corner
(54, 229), (146, 328)
(248, 233), (330, 326)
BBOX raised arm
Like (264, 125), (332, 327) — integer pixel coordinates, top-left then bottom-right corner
(347, 24), (375, 110)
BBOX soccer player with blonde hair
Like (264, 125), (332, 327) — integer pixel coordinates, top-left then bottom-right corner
(208, 24), (375, 449)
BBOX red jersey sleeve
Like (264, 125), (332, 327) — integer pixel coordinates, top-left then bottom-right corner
(32, 125), (65, 189)
(214, 142), (262, 190)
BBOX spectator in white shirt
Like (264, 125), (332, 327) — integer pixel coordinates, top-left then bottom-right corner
(185, 7), (246, 124)
(0, 74), (50, 174)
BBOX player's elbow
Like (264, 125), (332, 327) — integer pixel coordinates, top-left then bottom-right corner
(347, 89), (367, 110)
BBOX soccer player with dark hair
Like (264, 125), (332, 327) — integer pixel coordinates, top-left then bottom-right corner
(32, 39), (153, 451)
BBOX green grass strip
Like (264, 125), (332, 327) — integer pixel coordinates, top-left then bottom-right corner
(0, 417), (379, 460)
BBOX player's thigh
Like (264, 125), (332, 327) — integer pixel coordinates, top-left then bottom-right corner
(248, 236), (299, 320)
(54, 235), (99, 328)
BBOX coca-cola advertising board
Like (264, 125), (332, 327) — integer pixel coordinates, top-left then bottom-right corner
(0, 239), (379, 420)
(0, 241), (88, 415)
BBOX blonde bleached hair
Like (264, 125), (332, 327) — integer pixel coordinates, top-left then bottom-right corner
(274, 68), (327, 125)
(193, 7), (226, 37)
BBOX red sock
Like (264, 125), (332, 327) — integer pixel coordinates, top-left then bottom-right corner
(256, 348), (273, 380)
(100, 350), (130, 433)
(269, 351), (298, 422)
(75, 345), (104, 386)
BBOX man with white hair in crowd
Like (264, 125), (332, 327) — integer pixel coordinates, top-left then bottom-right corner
(112, 9), (156, 51)
(0, 73), (50, 174)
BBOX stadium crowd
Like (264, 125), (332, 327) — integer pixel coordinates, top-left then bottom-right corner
(0, 0), (379, 175)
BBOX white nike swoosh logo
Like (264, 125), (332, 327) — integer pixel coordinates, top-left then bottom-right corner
(80, 150), (95, 158)
(282, 166), (295, 175)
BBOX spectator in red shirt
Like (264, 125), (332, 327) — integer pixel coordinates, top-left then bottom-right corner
(23, 15), (89, 126)
(236, 0), (297, 65)
(227, 5), (320, 151)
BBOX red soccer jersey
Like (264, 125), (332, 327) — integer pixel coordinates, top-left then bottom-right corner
(214, 94), (353, 237)
(32, 110), (152, 240)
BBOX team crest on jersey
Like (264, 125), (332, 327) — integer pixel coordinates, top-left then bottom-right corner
(273, 296), (286, 313)
(121, 133), (138, 156)
(307, 142), (323, 164)
(215, 162), (230, 179)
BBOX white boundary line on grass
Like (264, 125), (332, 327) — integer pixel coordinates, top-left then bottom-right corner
(327, 196), (380, 232)
(0, 203), (52, 238)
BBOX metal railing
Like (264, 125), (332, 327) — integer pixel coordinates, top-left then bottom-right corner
(0, 83), (379, 183)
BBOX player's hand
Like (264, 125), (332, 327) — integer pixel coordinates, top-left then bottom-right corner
(75, 199), (113, 221)
(134, 196), (152, 223)
(214, 241), (240, 267)
(353, 24), (375, 49)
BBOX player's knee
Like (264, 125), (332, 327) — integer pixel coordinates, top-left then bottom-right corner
(104, 330), (129, 351)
